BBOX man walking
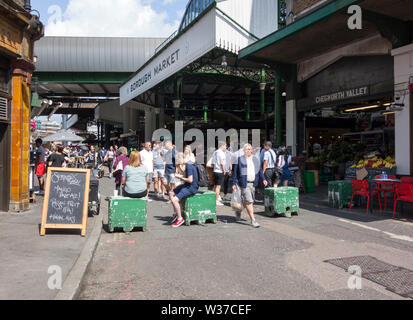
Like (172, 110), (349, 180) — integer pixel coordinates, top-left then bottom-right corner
(213, 142), (227, 206)
(140, 141), (154, 202)
(232, 144), (268, 228)
(163, 141), (176, 200)
(262, 141), (278, 188)
(153, 141), (166, 199)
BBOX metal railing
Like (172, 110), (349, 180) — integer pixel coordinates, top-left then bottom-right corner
(154, 30), (178, 55)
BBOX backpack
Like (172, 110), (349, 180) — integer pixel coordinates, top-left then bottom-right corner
(195, 164), (209, 187)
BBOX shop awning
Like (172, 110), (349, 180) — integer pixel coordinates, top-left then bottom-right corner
(239, 0), (413, 72)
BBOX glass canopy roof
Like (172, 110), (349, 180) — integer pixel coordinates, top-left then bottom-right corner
(179, 0), (215, 32)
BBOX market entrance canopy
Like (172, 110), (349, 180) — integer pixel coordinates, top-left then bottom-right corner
(120, 0), (279, 105)
(43, 129), (85, 143)
(239, 0), (413, 75)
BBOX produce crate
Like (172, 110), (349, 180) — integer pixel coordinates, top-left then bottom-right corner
(303, 171), (315, 193)
(345, 167), (357, 180)
(108, 197), (147, 232)
(180, 191), (217, 226)
(320, 166), (335, 176)
(264, 187), (299, 218)
(367, 168), (397, 179)
(328, 180), (353, 209)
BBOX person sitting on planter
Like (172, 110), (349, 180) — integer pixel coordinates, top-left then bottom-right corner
(169, 152), (199, 228)
(121, 151), (149, 199)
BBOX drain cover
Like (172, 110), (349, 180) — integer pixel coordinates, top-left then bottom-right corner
(325, 256), (413, 298)
(325, 256), (399, 274)
(364, 269), (413, 297)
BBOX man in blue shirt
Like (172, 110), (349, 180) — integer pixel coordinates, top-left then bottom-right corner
(169, 156), (199, 228)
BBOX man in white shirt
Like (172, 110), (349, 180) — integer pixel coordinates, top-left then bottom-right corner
(140, 141), (154, 201)
(213, 142), (227, 206)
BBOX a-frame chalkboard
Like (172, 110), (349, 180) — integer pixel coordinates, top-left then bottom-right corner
(40, 168), (91, 236)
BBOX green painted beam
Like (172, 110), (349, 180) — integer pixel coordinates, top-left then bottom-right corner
(239, 0), (362, 59)
(33, 72), (132, 84)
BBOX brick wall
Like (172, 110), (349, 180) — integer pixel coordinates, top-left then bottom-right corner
(293, 0), (323, 15)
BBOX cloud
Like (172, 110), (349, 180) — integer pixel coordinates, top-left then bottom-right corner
(45, 0), (181, 37)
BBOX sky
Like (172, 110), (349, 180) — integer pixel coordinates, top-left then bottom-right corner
(32, 0), (189, 37)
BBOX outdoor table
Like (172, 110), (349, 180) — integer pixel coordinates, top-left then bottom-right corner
(368, 178), (402, 213)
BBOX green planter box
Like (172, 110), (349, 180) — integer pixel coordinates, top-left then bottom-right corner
(328, 180), (353, 209)
(180, 191), (217, 226)
(264, 187), (299, 218)
(108, 197), (147, 232)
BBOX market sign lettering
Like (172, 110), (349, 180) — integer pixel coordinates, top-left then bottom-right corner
(130, 49), (181, 94)
(315, 86), (368, 104)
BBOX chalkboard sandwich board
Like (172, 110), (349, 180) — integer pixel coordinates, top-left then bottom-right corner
(40, 168), (91, 236)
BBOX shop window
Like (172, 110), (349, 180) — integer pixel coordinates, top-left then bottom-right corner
(0, 68), (9, 94)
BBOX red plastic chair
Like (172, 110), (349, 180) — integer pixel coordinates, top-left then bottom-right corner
(393, 183), (413, 218)
(401, 177), (413, 184)
(350, 179), (381, 213)
(374, 175), (396, 210)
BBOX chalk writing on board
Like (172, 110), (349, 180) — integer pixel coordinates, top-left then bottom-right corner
(51, 173), (81, 186)
(46, 171), (86, 225)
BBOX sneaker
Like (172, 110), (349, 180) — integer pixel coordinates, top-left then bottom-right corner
(216, 201), (224, 206)
(218, 195), (223, 202)
(146, 198), (153, 202)
(171, 213), (178, 224)
(172, 218), (185, 228)
(235, 211), (241, 222)
(163, 195), (169, 201)
(223, 195), (232, 201)
(251, 220), (260, 228)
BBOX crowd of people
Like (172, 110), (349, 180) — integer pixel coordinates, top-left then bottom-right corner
(34, 138), (294, 229)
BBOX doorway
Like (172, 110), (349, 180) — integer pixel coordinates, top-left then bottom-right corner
(0, 122), (10, 211)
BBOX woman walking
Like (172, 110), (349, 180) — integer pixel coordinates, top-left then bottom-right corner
(113, 147), (129, 194)
(106, 146), (116, 177)
(274, 147), (292, 187)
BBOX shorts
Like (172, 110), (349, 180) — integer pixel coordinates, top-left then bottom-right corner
(174, 184), (197, 201)
(241, 183), (255, 204)
(280, 169), (291, 182)
(147, 173), (154, 182)
(123, 190), (147, 199)
(35, 163), (46, 176)
(264, 168), (279, 186)
(213, 172), (225, 187)
(164, 173), (176, 185)
(153, 169), (165, 179)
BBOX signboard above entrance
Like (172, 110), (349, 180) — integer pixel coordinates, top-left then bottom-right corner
(120, 9), (216, 105)
(315, 86), (369, 105)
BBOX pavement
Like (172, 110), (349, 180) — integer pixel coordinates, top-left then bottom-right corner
(2, 173), (413, 300)
(78, 179), (413, 300)
(0, 181), (102, 300)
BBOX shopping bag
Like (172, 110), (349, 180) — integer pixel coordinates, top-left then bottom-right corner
(112, 159), (124, 176)
(231, 185), (243, 212)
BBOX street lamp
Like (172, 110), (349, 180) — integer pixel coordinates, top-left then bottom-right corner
(221, 55), (228, 67)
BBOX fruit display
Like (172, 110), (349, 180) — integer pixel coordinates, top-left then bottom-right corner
(351, 156), (396, 169)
